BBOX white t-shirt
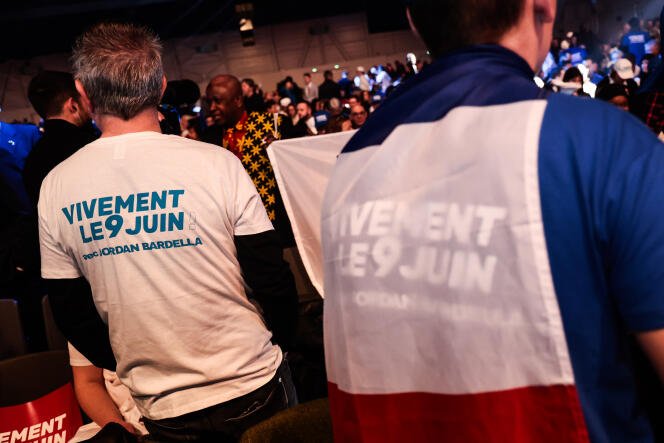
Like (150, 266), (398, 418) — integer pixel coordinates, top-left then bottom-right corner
(39, 131), (281, 420)
(68, 342), (148, 435)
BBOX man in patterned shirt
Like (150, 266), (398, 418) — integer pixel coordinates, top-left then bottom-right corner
(205, 75), (294, 247)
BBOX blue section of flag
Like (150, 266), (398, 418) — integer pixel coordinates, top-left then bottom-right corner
(341, 45), (545, 154)
(539, 93), (664, 443)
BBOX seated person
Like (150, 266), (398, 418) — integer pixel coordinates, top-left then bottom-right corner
(68, 343), (148, 442)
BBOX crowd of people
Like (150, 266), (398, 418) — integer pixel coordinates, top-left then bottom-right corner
(539, 15), (662, 134)
(0, 0), (663, 442)
(173, 58), (425, 143)
(164, 14), (663, 148)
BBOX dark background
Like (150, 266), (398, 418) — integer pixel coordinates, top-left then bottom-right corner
(0, 0), (409, 61)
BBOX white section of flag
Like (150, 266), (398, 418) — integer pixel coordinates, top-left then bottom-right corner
(267, 131), (356, 296)
(322, 101), (576, 395)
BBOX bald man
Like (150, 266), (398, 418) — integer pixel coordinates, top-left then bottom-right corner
(204, 75), (295, 247)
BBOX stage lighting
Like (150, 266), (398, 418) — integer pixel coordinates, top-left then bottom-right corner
(235, 2), (255, 47)
(239, 18), (255, 46)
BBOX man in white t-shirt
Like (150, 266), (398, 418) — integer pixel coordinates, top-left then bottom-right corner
(39, 22), (298, 441)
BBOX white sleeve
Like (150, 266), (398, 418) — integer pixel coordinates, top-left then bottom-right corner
(38, 183), (82, 279)
(228, 155), (274, 236)
(68, 342), (93, 367)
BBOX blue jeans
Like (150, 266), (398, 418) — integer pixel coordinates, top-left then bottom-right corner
(142, 358), (298, 442)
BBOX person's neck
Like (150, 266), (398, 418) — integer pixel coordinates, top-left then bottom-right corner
(47, 113), (80, 126)
(229, 109), (247, 128)
(497, 4), (553, 72)
(96, 108), (161, 138)
(499, 32), (540, 71)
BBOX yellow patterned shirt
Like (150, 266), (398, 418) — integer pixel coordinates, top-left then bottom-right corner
(223, 111), (283, 221)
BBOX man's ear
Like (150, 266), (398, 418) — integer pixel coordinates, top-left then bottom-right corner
(534, 0), (556, 25)
(63, 97), (77, 114)
(74, 79), (93, 115)
(160, 75), (167, 99)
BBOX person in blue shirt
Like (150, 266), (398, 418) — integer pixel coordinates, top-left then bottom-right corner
(620, 17), (651, 64)
(322, 0), (664, 441)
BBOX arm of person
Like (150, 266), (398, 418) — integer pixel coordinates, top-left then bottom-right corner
(228, 153), (298, 351)
(235, 230), (299, 350)
(71, 364), (136, 434)
(603, 118), (664, 383)
(637, 330), (664, 382)
(47, 277), (116, 370)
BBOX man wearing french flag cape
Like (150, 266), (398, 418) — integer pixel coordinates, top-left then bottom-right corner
(321, 0), (664, 442)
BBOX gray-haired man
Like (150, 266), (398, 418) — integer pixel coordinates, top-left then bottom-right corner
(39, 22), (298, 441)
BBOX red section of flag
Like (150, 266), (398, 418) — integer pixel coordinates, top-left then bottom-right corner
(0, 382), (83, 440)
(328, 382), (589, 443)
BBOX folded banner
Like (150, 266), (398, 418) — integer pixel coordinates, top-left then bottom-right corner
(267, 131), (355, 296)
(0, 382), (83, 443)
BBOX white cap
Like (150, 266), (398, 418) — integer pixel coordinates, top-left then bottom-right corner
(279, 97), (292, 107)
(613, 58), (634, 80)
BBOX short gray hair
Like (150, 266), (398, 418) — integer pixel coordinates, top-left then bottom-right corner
(72, 23), (164, 120)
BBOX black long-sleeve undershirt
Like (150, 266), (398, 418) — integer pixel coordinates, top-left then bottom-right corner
(47, 277), (116, 370)
(235, 230), (299, 350)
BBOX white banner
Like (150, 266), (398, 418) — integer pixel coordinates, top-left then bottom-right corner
(267, 131), (356, 296)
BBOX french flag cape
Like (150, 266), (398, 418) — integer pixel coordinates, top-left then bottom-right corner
(321, 45), (664, 442)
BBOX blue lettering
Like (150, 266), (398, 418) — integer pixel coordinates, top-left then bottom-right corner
(159, 213), (167, 232)
(151, 191), (168, 210)
(144, 215), (159, 234)
(168, 212), (184, 231)
(98, 196), (113, 216)
(105, 215), (124, 238)
(115, 194), (135, 213)
(136, 192), (150, 211)
(90, 221), (104, 241)
(62, 205), (75, 225)
(79, 225), (93, 243)
(169, 190), (185, 207)
(82, 199), (97, 220)
(126, 216), (141, 235)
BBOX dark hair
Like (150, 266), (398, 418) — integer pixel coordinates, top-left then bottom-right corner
(562, 66), (582, 83)
(408, 0), (526, 57)
(242, 78), (256, 88)
(628, 17), (640, 29)
(324, 70), (333, 79)
(596, 84), (628, 102)
(28, 71), (79, 119)
(303, 72), (311, 78)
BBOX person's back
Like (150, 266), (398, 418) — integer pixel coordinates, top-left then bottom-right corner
(320, 70), (342, 100)
(621, 18), (651, 64)
(42, 133), (284, 416)
(23, 71), (98, 206)
(322, 1), (664, 442)
(40, 23), (298, 441)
